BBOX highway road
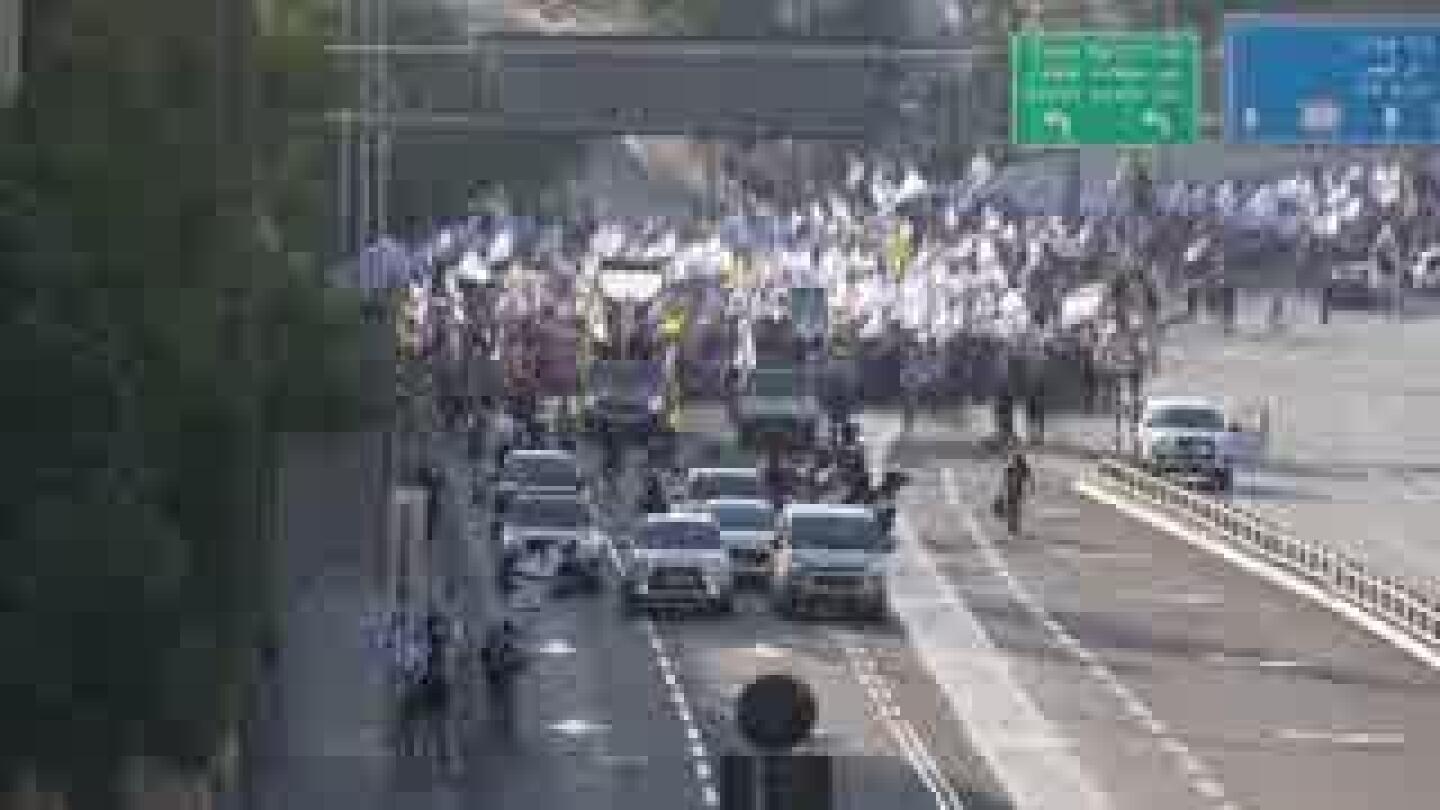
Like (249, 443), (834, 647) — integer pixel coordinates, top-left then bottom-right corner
(252, 397), (1440, 810)
(1039, 288), (1440, 590)
(319, 408), (1012, 810)
(873, 411), (1440, 810)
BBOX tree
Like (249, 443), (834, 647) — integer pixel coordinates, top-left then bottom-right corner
(0, 1), (367, 805)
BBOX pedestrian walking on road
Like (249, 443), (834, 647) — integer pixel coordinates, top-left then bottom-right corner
(997, 450), (1033, 537)
(481, 619), (526, 739)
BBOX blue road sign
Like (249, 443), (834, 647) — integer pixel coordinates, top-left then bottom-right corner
(1225, 15), (1440, 145)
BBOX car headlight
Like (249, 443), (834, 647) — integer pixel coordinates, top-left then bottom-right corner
(647, 395), (664, 412)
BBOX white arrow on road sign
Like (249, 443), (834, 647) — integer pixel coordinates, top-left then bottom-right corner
(1140, 109), (1172, 139)
(1042, 109), (1072, 139)
(1383, 105), (1400, 130)
(1243, 106), (1259, 130)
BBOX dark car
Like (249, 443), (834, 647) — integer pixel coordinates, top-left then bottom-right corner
(583, 360), (668, 437)
(735, 365), (821, 449)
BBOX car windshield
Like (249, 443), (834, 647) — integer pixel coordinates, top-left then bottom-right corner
(1147, 407), (1225, 431)
(692, 472), (761, 500)
(707, 503), (774, 531)
(748, 371), (799, 397)
(789, 514), (880, 550)
(509, 498), (586, 529)
(638, 521), (721, 550)
(593, 361), (659, 395)
(509, 457), (580, 488)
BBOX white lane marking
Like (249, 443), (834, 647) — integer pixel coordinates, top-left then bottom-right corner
(749, 642), (789, 658)
(1254, 659), (1306, 669)
(1193, 779), (1227, 800)
(840, 641), (964, 810)
(549, 717), (611, 736)
(642, 619), (718, 805)
(1275, 729), (1406, 746)
(870, 429), (1114, 810)
(940, 465), (1238, 809)
(1048, 548), (1152, 562)
(533, 638), (577, 655)
(1076, 478), (1440, 673)
(1203, 652), (1307, 670)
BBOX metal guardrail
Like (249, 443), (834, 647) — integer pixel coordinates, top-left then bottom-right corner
(1094, 458), (1440, 648)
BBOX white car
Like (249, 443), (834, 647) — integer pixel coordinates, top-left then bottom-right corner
(1137, 396), (1233, 491)
(622, 513), (735, 614)
(772, 503), (891, 619)
(699, 498), (777, 583)
(499, 492), (605, 589)
(684, 467), (765, 502)
(1412, 246), (1440, 291)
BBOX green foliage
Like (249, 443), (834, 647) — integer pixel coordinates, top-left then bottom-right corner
(0, 0), (365, 803)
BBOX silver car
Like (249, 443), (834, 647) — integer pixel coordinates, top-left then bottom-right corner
(622, 513), (735, 615)
(699, 498), (777, 585)
(772, 504), (891, 619)
(500, 492), (605, 589)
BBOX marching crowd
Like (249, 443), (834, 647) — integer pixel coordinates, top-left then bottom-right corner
(349, 146), (1439, 770)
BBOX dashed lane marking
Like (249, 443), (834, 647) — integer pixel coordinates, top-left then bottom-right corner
(533, 638), (577, 656)
(643, 618), (718, 808)
(871, 439), (1114, 810)
(1274, 729), (1406, 746)
(549, 717), (611, 736)
(939, 464), (1242, 810)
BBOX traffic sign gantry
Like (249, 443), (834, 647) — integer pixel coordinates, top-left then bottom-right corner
(1011, 31), (1200, 147)
(1224, 15), (1440, 145)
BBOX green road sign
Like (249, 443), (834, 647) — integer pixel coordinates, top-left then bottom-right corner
(1011, 31), (1200, 146)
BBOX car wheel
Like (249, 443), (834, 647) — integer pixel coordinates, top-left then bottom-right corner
(1215, 469), (1232, 493)
(773, 593), (796, 619)
(715, 595), (736, 615)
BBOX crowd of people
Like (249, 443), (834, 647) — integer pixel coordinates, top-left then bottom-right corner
(346, 148), (1438, 772)
(357, 150), (1437, 447)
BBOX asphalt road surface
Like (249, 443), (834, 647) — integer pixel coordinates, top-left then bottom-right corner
(1041, 289), (1440, 590)
(307, 408), (1012, 810)
(874, 411), (1440, 810)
